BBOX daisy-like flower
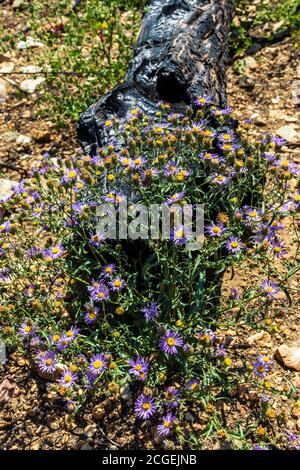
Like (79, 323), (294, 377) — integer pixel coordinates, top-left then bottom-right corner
(84, 306), (99, 325)
(253, 355), (272, 378)
(157, 412), (176, 436)
(66, 400), (76, 412)
(64, 326), (80, 342)
(101, 264), (116, 278)
(243, 206), (262, 223)
(90, 283), (109, 302)
(109, 277), (125, 291)
(142, 168), (159, 180)
(261, 280), (278, 300)
(186, 378), (201, 392)
(61, 168), (79, 184)
(90, 232), (106, 247)
(130, 157), (146, 169)
(89, 353), (107, 376)
(38, 351), (56, 373)
(163, 387), (181, 408)
(159, 330), (183, 355)
(164, 162), (179, 177)
(229, 287), (239, 300)
(134, 394), (156, 419)
(19, 321), (36, 337)
(0, 221), (10, 233)
(205, 221), (226, 238)
(197, 328), (216, 344)
(165, 191), (186, 205)
(226, 236), (242, 253)
(141, 302), (159, 321)
(212, 174), (229, 185)
(270, 240), (286, 258)
(171, 225), (191, 246)
(129, 356), (149, 378)
(58, 369), (78, 388)
(43, 245), (64, 261)
(194, 95), (212, 107)
(288, 433), (300, 450)
(218, 130), (235, 143)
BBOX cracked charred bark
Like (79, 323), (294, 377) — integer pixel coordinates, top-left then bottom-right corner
(77, 0), (234, 154)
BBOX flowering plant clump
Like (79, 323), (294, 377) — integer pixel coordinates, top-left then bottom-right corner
(0, 99), (300, 448)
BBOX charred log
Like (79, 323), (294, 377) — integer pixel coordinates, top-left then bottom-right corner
(78, 0), (234, 154)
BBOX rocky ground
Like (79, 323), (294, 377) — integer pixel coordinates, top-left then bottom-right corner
(0, 0), (300, 450)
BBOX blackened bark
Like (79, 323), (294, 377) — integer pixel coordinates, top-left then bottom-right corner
(77, 0), (234, 155)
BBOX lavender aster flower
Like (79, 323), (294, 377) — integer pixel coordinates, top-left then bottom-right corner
(206, 221), (226, 237)
(171, 225), (191, 246)
(38, 351), (56, 373)
(134, 394), (156, 419)
(129, 356), (149, 379)
(101, 264), (116, 278)
(159, 330), (183, 355)
(141, 302), (159, 321)
(157, 412), (176, 436)
(261, 280), (278, 300)
(90, 283), (109, 302)
(58, 369), (78, 388)
(163, 387), (180, 408)
(165, 191), (186, 205)
(64, 326), (80, 342)
(226, 236), (242, 253)
(109, 277), (125, 291)
(186, 379), (201, 392)
(89, 353), (107, 376)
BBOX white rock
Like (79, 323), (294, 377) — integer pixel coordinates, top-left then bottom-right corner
(0, 178), (18, 202)
(0, 62), (15, 74)
(276, 125), (299, 143)
(1, 131), (20, 143)
(16, 37), (44, 50)
(275, 341), (300, 371)
(20, 77), (45, 94)
(83, 424), (97, 438)
(247, 331), (272, 347)
(243, 56), (258, 70)
(0, 81), (8, 102)
(20, 65), (42, 74)
(16, 134), (32, 145)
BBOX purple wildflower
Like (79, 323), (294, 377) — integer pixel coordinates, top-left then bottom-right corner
(194, 95), (212, 107)
(129, 356), (149, 379)
(171, 225), (191, 245)
(84, 306), (99, 325)
(90, 232), (106, 247)
(58, 369), (78, 388)
(159, 330), (184, 355)
(261, 280), (279, 300)
(205, 221), (226, 237)
(89, 353), (107, 376)
(163, 387), (181, 408)
(109, 277), (125, 291)
(101, 264), (116, 278)
(38, 351), (56, 374)
(141, 302), (159, 321)
(90, 283), (109, 302)
(226, 236), (242, 253)
(186, 379), (201, 392)
(157, 412), (176, 436)
(134, 394), (156, 419)
(165, 191), (186, 205)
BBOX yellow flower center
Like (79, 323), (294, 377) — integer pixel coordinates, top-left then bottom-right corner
(212, 226), (221, 234)
(142, 402), (150, 410)
(97, 292), (105, 299)
(93, 360), (103, 369)
(52, 335), (60, 342)
(114, 280), (121, 288)
(164, 421), (171, 428)
(45, 359), (53, 366)
(66, 330), (74, 337)
(52, 247), (59, 254)
(231, 241), (239, 248)
(135, 364), (142, 371)
(249, 211), (257, 218)
(167, 337), (175, 346)
(175, 230), (184, 239)
(64, 375), (72, 383)
(68, 171), (76, 179)
(25, 326), (32, 333)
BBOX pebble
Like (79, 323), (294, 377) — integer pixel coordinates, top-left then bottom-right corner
(17, 37), (44, 50)
(0, 178), (18, 202)
(83, 423), (97, 438)
(16, 134), (32, 145)
(243, 56), (258, 70)
(0, 62), (15, 74)
(276, 125), (299, 143)
(20, 77), (45, 94)
(0, 81), (8, 102)
(275, 342), (300, 371)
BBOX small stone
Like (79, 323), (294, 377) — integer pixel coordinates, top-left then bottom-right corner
(153, 430), (165, 445)
(16, 135), (32, 145)
(247, 331), (272, 348)
(92, 406), (105, 421)
(31, 129), (51, 143)
(0, 81), (8, 102)
(0, 420), (11, 429)
(17, 37), (44, 50)
(276, 125), (299, 143)
(275, 342), (300, 371)
(80, 443), (93, 450)
(83, 423), (97, 438)
(20, 65), (42, 74)
(291, 402), (300, 419)
(0, 178), (18, 202)
(243, 56), (258, 70)
(1, 131), (20, 143)
(120, 384), (132, 401)
(20, 77), (45, 94)
(185, 412), (195, 423)
(0, 62), (15, 74)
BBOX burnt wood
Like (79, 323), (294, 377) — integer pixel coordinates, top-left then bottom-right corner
(77, 0), (234, 154)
